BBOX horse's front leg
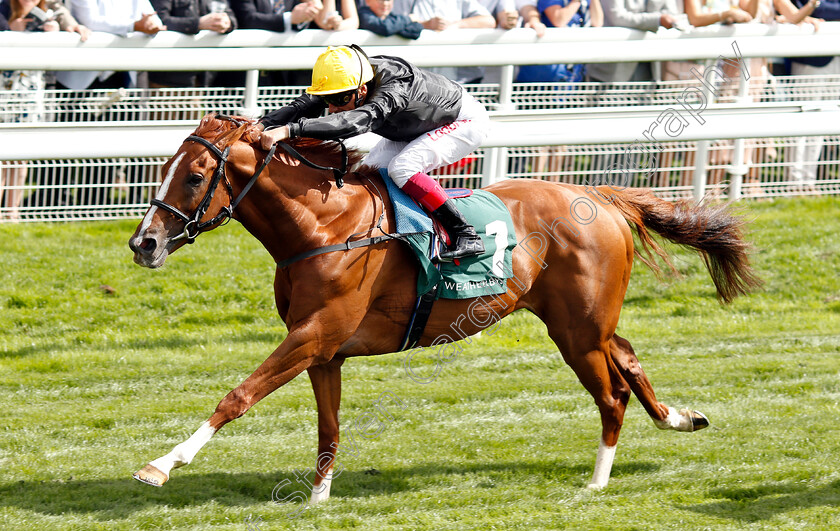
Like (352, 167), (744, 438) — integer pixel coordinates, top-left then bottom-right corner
(133, 322), (342, 487)
(306, 356), (345, 504)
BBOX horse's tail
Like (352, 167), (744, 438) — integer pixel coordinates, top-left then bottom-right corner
(608, 188), (762, 303)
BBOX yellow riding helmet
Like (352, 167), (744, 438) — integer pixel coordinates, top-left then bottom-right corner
(306, 46), (375, 95)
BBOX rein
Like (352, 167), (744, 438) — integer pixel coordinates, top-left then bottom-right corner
(150, 114), (348, 244)
(151, 114), (386, 263)
(274, 138), (349, 189)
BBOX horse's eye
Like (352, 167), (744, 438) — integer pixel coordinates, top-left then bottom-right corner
(187, 174), (204, 188)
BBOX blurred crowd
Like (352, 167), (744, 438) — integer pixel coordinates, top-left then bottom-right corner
(1, 0), (838, 219)
(2, 0), (835, 93)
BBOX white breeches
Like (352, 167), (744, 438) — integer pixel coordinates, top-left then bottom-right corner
(363, 89), (490, 187)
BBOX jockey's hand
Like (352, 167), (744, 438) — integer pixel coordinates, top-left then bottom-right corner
(260, 126), (290, 150)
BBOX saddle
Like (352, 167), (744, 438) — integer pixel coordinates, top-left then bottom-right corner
(379, 169), (516, 300)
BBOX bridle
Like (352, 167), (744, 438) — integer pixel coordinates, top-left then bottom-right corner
(150, 115), (348, 244)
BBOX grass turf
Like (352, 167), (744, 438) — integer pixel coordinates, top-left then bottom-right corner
(0, 196), (838, 530)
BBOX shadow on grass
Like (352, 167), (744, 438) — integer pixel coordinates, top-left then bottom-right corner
(682, 480), (840, 522)
(0, 460), (659, 521)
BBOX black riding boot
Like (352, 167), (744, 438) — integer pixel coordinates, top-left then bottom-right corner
(430, 199), (485, 260)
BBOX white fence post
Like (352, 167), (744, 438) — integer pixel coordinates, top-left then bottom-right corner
(692, 60), (717, 201)
(482, 65), (516, 187)
(728, 58), (753, 200)
(240, 69), (261, 118)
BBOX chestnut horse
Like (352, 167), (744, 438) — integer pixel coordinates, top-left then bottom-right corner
(129, 115), (760, 502)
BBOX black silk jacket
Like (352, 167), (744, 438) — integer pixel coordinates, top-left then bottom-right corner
(260, 55), (464, 142)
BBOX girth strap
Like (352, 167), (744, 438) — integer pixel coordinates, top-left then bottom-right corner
(399, 278), (441, 351)
(275, 234), (399, 269)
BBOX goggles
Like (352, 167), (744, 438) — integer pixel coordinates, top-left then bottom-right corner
(323, 90), (356, 107)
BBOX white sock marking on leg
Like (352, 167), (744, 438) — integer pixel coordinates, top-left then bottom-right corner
(310, 466), (333, 505)
(587, 439), (617, 489)
(149, 420), (216, 477)
(653, 406), (694, 431)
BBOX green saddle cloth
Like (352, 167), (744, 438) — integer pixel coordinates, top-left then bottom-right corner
(405, 190), (518, 300)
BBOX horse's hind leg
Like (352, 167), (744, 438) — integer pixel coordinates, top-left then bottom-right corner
(306, 356), (345, 504)
(609, 334), (709, 432)
(548, 327), (631, 489)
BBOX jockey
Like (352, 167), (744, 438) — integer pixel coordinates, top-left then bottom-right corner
(257, 45), (488, 261)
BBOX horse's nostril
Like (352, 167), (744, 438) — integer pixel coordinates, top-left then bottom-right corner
(131, 236), (157, 255)
(139, 238), (157, 252)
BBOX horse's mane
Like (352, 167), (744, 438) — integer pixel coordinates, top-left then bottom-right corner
(192, 113), (366, 170)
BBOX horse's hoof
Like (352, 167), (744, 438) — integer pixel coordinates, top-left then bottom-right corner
(133, 464), (168, 487)
(586, 482), (606, 490)
(683, 408), (709, 431)
(654, 407), (711, 431)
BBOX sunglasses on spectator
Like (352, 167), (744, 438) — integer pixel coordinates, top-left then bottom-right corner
(323, 90), (357, 107)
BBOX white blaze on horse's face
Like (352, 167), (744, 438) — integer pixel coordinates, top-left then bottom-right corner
(142, 152), (186, 234)
(129, 152), (186, 268)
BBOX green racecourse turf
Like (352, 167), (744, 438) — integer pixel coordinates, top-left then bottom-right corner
(0, 196), (839, 530)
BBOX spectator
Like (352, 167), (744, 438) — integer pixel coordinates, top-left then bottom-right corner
(394, 0), (495, 31)
(223, 0), (323, 87)
(1, 0), (91, 38)
(57, 0), (165, 91)
(516, 0), (602, 181)
(516, 0), (603, 84)
(583, 0), (679, 192)
(393, 0), (496, 83)
(654, 0), (754, 192)
(53, 0), (165, 211)
(517, 0), (548, 34)
(476, 0), (520, 84)
(148, 0), (238, 90)
(231, 0), (321, 32)
(669, 0), (814, 194)
(359, 0), (423, 38)
(660, 0), (755, 82)
(317, 0), (358, 29)
(733, 0), (778, 195)
(480, 0), (520, 28)
(0, 0), (90, 220)
(683, 0), (755, 26)
(777, 0), (824, 23)
(587, 0), (679, 83)
(291, 0), (324, 29)
(786, 0), (837, 189)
